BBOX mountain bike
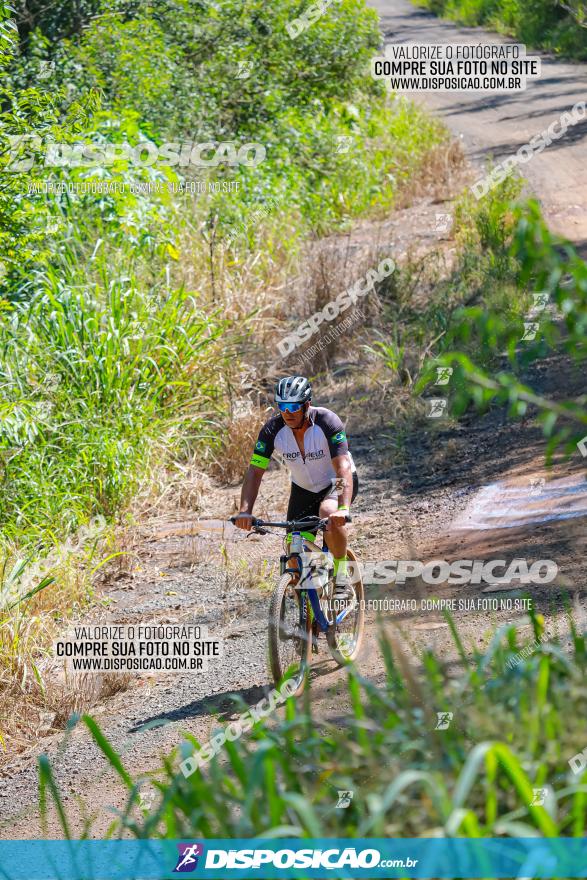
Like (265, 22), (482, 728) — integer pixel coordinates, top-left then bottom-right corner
(231, 514), (364, 696)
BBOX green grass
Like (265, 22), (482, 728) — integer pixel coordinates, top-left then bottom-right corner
(38, 608), (587, 838)
(421, 195), (587, 454)
(363, 176), (524, 402)
(0, 266), (229, 546)
(413, 0), (587, 59)
(0, 0), (455, 748)
(366, 172), (587, 458)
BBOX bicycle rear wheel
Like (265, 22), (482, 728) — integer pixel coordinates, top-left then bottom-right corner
(326, 547), (365, 666)
(268, 574), (311, 697)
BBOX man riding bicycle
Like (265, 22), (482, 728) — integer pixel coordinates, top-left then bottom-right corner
(233, 376), (358, 604)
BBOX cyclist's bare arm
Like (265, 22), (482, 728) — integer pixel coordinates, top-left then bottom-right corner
(321, 454), (353, 558)
(332, 453), (353, 511)
(235, 465), (264, 530)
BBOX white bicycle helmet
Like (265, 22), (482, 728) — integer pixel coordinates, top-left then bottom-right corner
(274, 375), (312, 404)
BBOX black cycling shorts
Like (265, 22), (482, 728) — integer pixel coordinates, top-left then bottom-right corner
(287, 472), (359, 532)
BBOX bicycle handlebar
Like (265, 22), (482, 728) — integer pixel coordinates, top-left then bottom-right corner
(229, 514), (351, 530)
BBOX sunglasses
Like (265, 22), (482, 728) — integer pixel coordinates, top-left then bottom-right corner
(277, 402), (303, 413)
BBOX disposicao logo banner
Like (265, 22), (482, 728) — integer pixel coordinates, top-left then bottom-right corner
(0, 838), (586, 878)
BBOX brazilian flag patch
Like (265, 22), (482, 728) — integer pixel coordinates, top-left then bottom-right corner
(255, 440), (266, 452)
(332, 431), (347, 444)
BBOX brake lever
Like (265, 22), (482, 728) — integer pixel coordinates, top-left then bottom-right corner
(249, 527), (268, 536)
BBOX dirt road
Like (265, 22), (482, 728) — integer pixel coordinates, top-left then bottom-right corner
(2, 344), (585, 838)
(369, 0), (587, 250)
(1, 1), (586, 840)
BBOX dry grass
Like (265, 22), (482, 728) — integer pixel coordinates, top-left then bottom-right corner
(223, 554), (278, 595)
(0, 535), (120, 756)
(40, 669), (132, 730)
(132, 456), (212, 521)
(173, 197), (303, 378)
(0, 668), (132, 758)
(395, 139), (468, 209)
(207, 407), (269, 486)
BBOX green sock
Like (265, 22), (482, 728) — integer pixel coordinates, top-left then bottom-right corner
(333, 556), (348, 578)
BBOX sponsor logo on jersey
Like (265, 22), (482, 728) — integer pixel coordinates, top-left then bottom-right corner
(306, 450), (325, 460)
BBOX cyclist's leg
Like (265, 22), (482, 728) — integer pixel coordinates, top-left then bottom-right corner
(319, 472), (358, 557)
(319, 495), (346, 555)
(320, 473), (358, 589)
(286, 482), (323, 582)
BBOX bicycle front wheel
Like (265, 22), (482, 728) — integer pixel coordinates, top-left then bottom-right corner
(268, 574), (311, 697)
(326, 547), (365, 666)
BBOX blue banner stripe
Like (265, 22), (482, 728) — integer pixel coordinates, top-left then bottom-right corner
(0, 838), (586, 879)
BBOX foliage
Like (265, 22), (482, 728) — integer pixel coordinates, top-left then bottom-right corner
(419, 199), (587, 458)
(7, 0), (445, 239)
(367, 176), (522, 393)
(39, 609), (587, 838)
(413, 0), (587, 59)
(0, 2), (90, 298)
(0, 269), (231, 547)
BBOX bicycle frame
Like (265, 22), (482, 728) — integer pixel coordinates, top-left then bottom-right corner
(230, 515), (356, 631)
(292, 532), (355, 631)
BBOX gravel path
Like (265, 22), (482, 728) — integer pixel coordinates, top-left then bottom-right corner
(1, 376), (584, 837)
(369, 0), (587, 251)
(0, 549), (270, 837)
(1, 4), (586, 834)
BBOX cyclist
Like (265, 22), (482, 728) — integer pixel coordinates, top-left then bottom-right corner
(234, 376), (358, 604)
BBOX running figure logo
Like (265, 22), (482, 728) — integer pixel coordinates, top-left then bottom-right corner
(530, 788), (548, 806)
(336, 790), (354, 808)
(173, 843), (204, 872)
(435, 712), (453, 730)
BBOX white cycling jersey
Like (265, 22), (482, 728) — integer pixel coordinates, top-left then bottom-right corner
(250, 406), (355, 493)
